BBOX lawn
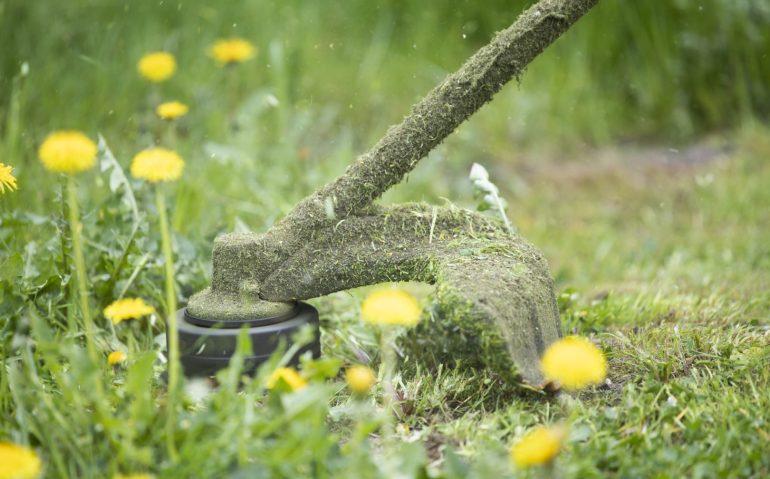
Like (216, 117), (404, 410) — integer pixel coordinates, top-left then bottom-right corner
(1, 0), (769, 477)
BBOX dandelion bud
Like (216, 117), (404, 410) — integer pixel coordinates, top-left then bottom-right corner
(108, 351), (127, 366)
(345, 365), (376, 394)
(511, 424), (567, 468)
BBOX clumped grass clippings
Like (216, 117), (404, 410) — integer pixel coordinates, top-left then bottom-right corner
(260, 204), (560, 384)
(193, 203), (562, 383)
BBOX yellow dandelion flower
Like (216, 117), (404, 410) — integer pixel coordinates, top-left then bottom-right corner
(38, 131), (97, 174)
(107, 351), (127, 366)
(511, 424), (567, 468)
(0, 163), (18, 194)
(130, 148), (184, 183)
(0, 442), (42, 479)
(103, 298), (155, 325)
(266, 367), (307, 392)
(209, 38), (256, 65)
(114, 475), (154, 479)
(361, 289), (421, 327)
(541, 336), (607, 390)
(156, 101), (189, 120)
(137, 52), (176, 82)
(345, 365), (376, 394)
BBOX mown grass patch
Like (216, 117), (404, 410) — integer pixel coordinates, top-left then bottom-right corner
(2, 125), (769, 477)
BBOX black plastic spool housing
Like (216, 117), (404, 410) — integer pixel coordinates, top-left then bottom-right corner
(171, 302), (320, 377)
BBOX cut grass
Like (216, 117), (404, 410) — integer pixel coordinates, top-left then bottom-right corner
(326, 127), (770, 477)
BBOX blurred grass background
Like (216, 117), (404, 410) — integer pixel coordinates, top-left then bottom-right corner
(3, 0), (769, 144)
(1, 0), (769, 300)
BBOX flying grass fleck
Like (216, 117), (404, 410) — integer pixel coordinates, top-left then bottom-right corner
(38, 131), (97, 174)
(137, 52), (176, 82)
(104, 298), (155, 325)
(0, 163), (17, 194)
(130, 148), (184, 183)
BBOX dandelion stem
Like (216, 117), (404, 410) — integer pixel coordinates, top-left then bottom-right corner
(66, 175), (98, 364)
(156, 186), (180, 462)
(66, 175), (109, 432)
(379, 328), (396, 444)
(58, 182), (70, 318)
(164, 122), (178, 149)
(225, 66), (240, 132)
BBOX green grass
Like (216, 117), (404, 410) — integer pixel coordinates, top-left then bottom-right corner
(2, 128), (768, 477)
(2, 0), (770, 155)
(1, 0), (770, 477)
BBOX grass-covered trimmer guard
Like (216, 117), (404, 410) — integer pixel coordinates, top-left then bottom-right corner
(176, 0), (599, 385)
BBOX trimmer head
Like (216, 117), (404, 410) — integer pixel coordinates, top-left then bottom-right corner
(171, 302), (320, 377)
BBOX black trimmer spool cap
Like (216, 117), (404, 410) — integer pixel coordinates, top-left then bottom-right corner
(171, 302), (320, 378)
